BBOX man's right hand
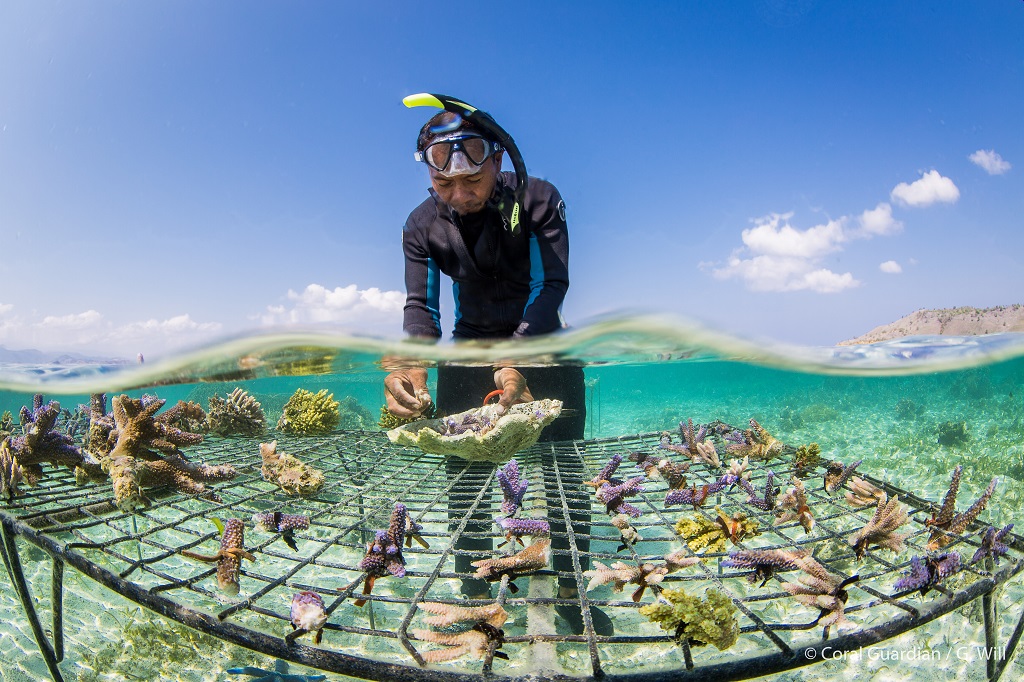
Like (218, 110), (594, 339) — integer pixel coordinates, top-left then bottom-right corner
(384, 367), (432, 419)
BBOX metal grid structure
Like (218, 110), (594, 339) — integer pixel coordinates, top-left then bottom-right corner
(2, 426), (1024, 682)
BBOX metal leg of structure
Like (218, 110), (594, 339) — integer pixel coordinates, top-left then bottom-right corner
(991, 597), (1024, 682)
(0, 519), (65, 682)
(52, 556), (65, 662)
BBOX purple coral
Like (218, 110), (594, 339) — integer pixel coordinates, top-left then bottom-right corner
(587, 454), (623, 488)
(894, 552), (962, 595)
(355, 502), (409, 606)
(739, 471), (778, 512)
(722, 549), (806, 586)
(596, 476), (644, 516)
(665, 480), (727, 508)
(252, 511), (310, 551)
(496, 459), (528, 516)
(971, 524), (1013, 566)
(9, 395), (87, 483)
(496, 517), (551, 547)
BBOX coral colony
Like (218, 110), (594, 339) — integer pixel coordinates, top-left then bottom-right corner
(413, 602), (509, 663)
(496, 459), (528, 516)
(471, 539), (550, 593)
(823, 460), (862, 495)
(845, 476), (886, 508)
(0, 439), (24, 502)
(971, 524), (1013, 566)
(207, 388), (266, 437)
(584, 560), (670, 602)
(926, 465), (999, 551)
(775, 478), (815, 534)
(639, 587), (740, 651)
(356, 503), (408, 607)
(893, 553), (962, 596)
(722, 549), (807, 587)
(290, 591), (328, 644)
(252, 512), (310, 551)
(738, 471), (779, 512)
(596, 476), (645, 516)
(495, 517), (550, 549)
(848, 494), (910, 559)
(260, 441), (325, 497)
(780, 555), (859, 635)
(180, 518), (256, 596)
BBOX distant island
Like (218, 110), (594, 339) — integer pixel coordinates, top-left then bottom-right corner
(0, 346), (129, 365)
(839, 304), (1024, 345)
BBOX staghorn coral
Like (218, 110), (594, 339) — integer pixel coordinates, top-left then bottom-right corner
(845, 476), (886, 508)
(496, 517), (550, 548)
(722, 549), (808, 587)
(665, 480), (728, 509)
(596, 476), (645, 517)
(9, 394), (98, 485)
(781, 554), (859, 633)
(496, 459), (528, 516)
(926, 466), (998, 550)
(290, 591), (328, 644)
(660, 419), (721, 469)
(471, 539), (550, 593)
(260, 441), (325, 496)
(743, 419), (784, 462)
(848, 493), (909, 559)
(894, 553), (962, 595)
(630, 451), (691, 489)
(180, 518), (256, 595)
(206, 388), (266, 436)
(1, 438), (24, 502)
(639, 587), (739, 651)
(663, 549), (703, 573)
(107, 453), (236, 511)
(674, 507), (759, 553)
(276, 388), (340, 435)
(583, 560), (668, 602)
(727, 456), (751, 482)
(411, 628), (497, 663)
(738, 471), (779, 512)
(418, 601), (508, 632)
(775, 477), (814, 533)
(355, 503), (408, 606)
(252, 511), (310, 551)
(970, 524), (1013, 566)
(586, 453), (624, 489)
(104, 394), (205, 461)
(824, 459), (862, 494)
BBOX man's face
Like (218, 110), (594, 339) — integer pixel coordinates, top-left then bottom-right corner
(429, 151), (503, 216)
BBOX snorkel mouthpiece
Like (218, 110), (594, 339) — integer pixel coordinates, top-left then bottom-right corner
(404, 93), (527, 235)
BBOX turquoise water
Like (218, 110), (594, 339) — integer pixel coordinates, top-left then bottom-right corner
(1, 317), (1023, 681)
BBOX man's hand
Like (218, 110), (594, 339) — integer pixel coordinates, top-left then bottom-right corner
(384, 367), (432, 419)
(493, 368), (534, 414)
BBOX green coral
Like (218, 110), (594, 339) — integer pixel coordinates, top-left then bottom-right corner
(936, 420), (970, 447)
(793, 442), (821, 477)
(377, 402), (437, 430)
(674, 507), (759, 553)
(276, 388), (340, 435)
(0, 410), (12, 439)
(639, 586), (739, 650)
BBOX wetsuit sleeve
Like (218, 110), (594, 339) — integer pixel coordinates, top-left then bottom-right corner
(402, 221), (443, 339)
(515, 185), (570, 337)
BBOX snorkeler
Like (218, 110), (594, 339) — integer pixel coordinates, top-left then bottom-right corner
(383, 95), (608, 636)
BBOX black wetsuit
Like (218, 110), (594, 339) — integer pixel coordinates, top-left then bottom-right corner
(402, 171), (589, 596)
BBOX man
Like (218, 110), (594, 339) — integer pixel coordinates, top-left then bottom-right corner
(383, 98), (610, 635)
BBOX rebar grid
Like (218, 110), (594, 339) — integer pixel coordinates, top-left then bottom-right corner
(2, 426), (1024, 682)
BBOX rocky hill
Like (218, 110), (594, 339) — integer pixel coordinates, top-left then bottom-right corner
(839, 305), (1024, 345)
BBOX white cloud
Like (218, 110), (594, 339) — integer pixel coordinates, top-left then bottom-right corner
(710, 214), (858, 293)
(857, 203), (902, 237)
(0, 305), (222, 358)
(879, 260), (902, 274)
(969, 149), (1011, 175)
(258, 283), (404, 332)
(890, 170), (960, 207)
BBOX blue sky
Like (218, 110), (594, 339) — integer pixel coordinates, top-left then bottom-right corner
(1, 1), (1021, 357)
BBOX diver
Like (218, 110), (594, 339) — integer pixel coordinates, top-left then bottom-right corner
(383, 94), (610, 636)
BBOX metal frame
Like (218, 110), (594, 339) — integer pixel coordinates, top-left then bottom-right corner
(1, 428), (1022, 681)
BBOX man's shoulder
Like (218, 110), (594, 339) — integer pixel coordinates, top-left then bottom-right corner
(405, 194), (439, 230)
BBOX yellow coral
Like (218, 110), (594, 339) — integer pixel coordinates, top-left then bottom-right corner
(674, 507), (759, 553)
(276, 388), (340, 435)
(639, 586), (739, 651)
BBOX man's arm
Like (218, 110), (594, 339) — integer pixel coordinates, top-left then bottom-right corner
(402, 221), (443, 339)
(515, 182), (570, 338)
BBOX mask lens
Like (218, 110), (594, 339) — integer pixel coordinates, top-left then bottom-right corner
(460, 137), (491, 165)
(423, 141), (453, 171)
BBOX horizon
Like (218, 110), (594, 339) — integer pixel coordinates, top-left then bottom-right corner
(2, 3), (1021, 359)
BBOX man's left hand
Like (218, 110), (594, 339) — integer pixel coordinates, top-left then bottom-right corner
(493, 368), (534, 413)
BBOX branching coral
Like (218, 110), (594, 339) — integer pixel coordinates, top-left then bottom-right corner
(674, 507), (759, 553)
(355, 503), (408, 606)
(276, 388), (340, 435)
(496, 517), (550, 548)
(664, 479), (728, 509)
(663, 549), (703, 574)
(411, 628), (500, 663)
(824, 460), (862, 494)
(845, 476), (886, 508)
(596, 476), (645, 516)
(629, 451), (690, 488)
(781, 555), (859, 633)
(660, 419), (721, 469)
(893, 553), (961, 595)
(206, 388), (266, 436)
(583, 560), (668, 602)
(414, 603), (511, 661)
(471, 539), (550, 593)
(611, 514), (643, 550)
(926, 466), (998, 550)
(8, 394), (96, 485)
(639, 587), (739, 651)
(496, 458), (527, 515)
(180, 518), (256, 595)
(0, 438), (24, 502)
(160, 400), (207, 434)
(848, 493), (909, 559)
(738, 471), (779, 512)
(586, 454), (623, 489)
(792, 442), (821, 478)
(722, 549), (807, 587)
(107, 453), (237, 511)
(260, 441), (325, 496)
(775, 478), (814, 533)
(970, 524), (1013, 566)
(253, 512), (310, 551)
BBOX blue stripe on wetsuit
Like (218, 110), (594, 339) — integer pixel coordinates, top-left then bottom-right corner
(426, 256), (441, 335)
(524, 232), (544, 312)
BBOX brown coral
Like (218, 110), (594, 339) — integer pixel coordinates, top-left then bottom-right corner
(583, 560), (669, 602)
(260, 441), (325, 496)
(180, 518), (256, 595)
(411, 628), (495, 663)
(845, 476), (886, 508)
(0, 439), (24, 502)
(848, 493), (909, 559)
(781, 554), (859, 633)
(418, 601), (508, 630)
(775, 478), (815, 533)
(206, 388), (266, 436)
(471, 539), (549, 592)
(926, 469), (998, 550)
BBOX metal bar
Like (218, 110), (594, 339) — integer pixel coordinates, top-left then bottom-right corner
(52, 556), (65, 662)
